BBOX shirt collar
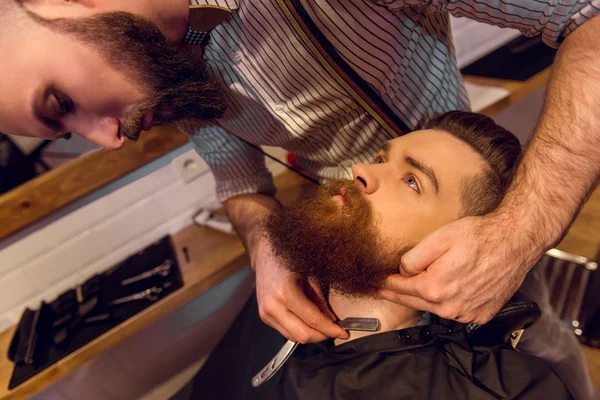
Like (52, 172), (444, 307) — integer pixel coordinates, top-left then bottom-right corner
(189, 0), (239, 11)
(184, 0), (238, 45)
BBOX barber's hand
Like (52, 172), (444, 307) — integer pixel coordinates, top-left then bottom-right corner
(252, 235), (349, 343)
(378, 213), (542, 325)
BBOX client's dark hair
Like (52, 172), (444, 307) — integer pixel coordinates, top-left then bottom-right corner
(423, 111), (522, 216)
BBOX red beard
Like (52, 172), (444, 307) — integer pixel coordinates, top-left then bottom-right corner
(265, 180), (406, 297)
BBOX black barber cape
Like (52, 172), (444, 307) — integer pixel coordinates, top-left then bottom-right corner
(183, 294), (571, 400)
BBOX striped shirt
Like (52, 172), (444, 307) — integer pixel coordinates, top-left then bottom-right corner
(181, 0), (598, 203)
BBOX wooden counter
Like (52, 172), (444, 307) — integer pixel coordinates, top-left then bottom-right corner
(0, 172), (312, 400)
(464, 68), (552, 118)
(0, 227), (247, 400)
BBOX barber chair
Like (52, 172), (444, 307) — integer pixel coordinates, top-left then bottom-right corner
(468, 247), (600, 349)
(536, 248), (600, 347)
(468, 291), (541, 349)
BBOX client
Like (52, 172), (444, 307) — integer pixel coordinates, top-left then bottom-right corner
(173, 111), (571, 399)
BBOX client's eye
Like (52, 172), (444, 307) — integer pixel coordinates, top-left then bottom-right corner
(373, 155), (385, 164)
(405, 174), (420, 192)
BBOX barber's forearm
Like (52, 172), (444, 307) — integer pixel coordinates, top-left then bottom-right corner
(224, 193), (281, 268)
(498, 15), (600, 254)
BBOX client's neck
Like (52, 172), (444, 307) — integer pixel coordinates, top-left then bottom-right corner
(329, 290), (422, 346)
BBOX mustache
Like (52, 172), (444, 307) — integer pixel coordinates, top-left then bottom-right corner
(266, 179), (403, 297)
(120, 108), (144, 141)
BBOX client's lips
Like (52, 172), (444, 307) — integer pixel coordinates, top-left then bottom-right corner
(332, 194), (345, 207)
(332, 187), (346, 207)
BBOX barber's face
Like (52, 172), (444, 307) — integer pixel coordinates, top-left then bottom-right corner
(352, 129), (485, 247)
(1, 26), (147, 149)
(266, 129), (486, 297)
(1, 5), (225, 149)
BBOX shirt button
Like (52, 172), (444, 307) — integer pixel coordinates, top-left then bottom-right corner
(233, 51), (242, 64)
(275, 103), (285, 113)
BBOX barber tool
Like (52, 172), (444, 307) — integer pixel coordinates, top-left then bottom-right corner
(252, 317), (380, 387)
(24, 308), (41, 365)
(52, 290), (100, 346)
(83, 312), (113, 324)
(120, 260), (173, 286)
(110, 282), (172, 306)
(338, 317), (380, 331)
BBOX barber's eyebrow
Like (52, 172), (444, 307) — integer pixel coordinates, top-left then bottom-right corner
(405, 155), (439, 195)
(382, 141), (391, 154)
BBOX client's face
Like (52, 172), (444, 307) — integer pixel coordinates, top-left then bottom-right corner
(266, 129), (486, 297)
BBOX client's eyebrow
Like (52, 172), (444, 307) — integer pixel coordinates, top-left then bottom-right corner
(405, 155), (439, 195)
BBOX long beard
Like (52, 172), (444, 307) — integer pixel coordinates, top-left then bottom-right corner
(265, 180), (404, 297)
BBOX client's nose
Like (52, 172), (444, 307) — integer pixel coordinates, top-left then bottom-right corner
(352, 164), (378, 194)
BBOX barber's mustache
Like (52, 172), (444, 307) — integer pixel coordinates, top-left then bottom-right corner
(120, 107), (171, 141)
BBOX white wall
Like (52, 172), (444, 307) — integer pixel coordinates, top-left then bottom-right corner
(0, 144), (218, 332)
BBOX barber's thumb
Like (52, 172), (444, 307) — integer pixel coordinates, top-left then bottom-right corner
(307, 278), (337, 321)
(401, 229), (450, 276)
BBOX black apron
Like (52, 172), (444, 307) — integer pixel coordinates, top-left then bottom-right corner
(179, 293), (571, 400)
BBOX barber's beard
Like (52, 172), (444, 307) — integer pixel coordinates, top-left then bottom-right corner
(41, 11), (228, 141)
(265, 180), (405, 297)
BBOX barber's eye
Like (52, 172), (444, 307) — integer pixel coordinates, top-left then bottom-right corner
(53, 95), (73, 115)
(373, 155), (385, 164)
(405, 174), (420, 192)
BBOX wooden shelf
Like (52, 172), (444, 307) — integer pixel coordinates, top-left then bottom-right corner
(0, 127), (189, 241)
(464, 68), (552, 117)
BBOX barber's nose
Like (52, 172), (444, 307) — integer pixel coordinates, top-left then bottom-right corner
(352, 164), (379, 194)
(64, 116), (124, 150)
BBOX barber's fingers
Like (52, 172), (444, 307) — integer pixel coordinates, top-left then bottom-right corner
(287, 293), (349, 341)
(282, 310), (331, 343)
(400, 226), (453, 276)
(381, 274), (426, 299)
(382, 266), (456, 305)
(378, 289), (437, 314)
(305, 278), (337, 322)
(265, 318), (295, 343)
(260, 298), (329, 343)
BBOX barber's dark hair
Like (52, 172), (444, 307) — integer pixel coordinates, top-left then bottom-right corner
(422, 111), (522, 217)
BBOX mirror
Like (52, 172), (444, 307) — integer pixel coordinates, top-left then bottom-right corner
(0, 127), (188, 241)
(0, 133), (99, 194)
